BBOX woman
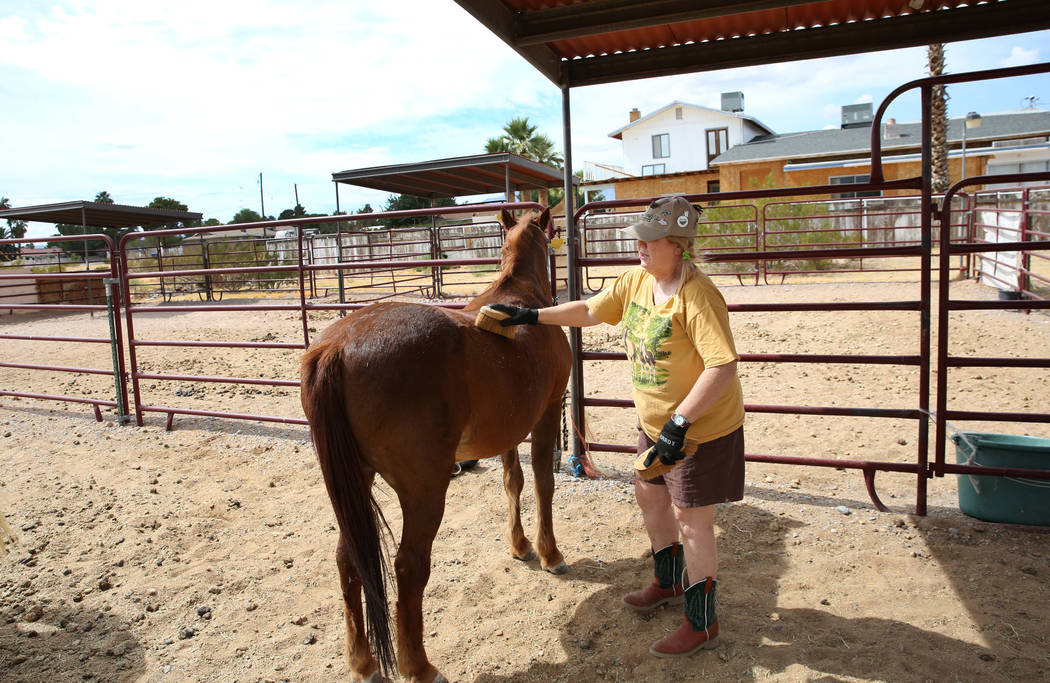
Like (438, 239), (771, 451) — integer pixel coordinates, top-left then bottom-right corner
(491, 196), (745, 657)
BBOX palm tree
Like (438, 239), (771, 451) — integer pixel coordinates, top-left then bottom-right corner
(928, 44), (950, 193)
(94, 190), (114, 204)
(485, 117), (562, 166)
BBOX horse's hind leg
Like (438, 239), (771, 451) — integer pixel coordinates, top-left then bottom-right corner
(529, 402), (567, 574)
(393, 484), (448, 683)
(336, 534), (383, 682)
(500, 447), (535, 561)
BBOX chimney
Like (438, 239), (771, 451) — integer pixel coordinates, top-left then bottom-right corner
(629, 108), (641, 122)
(841, 103), (874, 129)
(884, 117), (901, 139)
(721, 91), (744, 113)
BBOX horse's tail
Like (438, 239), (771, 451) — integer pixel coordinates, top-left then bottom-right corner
(301, 342), (395, 676)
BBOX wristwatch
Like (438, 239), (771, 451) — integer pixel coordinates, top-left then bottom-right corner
(671, 413), (691, 429)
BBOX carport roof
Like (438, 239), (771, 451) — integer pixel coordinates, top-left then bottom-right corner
(332, 153), (574, 199)
(453, 0), (1050, 88)
(0, 201), (202, 228)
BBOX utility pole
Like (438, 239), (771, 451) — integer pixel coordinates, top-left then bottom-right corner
(294, 183), (300, 209)
(259, 172), (265, 219)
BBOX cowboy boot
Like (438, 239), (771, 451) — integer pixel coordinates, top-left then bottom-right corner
(649, 576), (719, 657)
(623, 543), (685, 611)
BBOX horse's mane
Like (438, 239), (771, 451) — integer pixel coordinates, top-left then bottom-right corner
(467, 209), (552, 310)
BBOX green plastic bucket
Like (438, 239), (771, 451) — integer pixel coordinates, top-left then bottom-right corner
(952, 432), (1050, 526)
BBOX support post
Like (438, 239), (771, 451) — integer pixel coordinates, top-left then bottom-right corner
(562, 85), (586, 475)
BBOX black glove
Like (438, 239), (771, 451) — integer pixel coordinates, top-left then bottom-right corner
(650, 418), (688, 466)
(488, 303), (539, 327)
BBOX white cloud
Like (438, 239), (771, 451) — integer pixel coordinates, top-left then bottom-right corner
(1000, 46), (1039, 68)
(854, 94), (873, 104)
(2, 4), (1048, 236)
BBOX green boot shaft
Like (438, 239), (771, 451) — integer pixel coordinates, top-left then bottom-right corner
(683, 577), (717, 632)
(652, 543), (685, 590)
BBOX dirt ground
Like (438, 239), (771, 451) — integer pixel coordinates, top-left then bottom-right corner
(0, 277), (1048, 682)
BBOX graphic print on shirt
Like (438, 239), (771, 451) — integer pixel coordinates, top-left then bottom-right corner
(622, 301), (673, 387)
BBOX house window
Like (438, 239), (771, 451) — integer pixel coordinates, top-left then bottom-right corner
(652, 134), (670, 159)
(706, 128), (729, 165)
(830, 174), (881, 198)
(641, 164), (666, 176)
(707, 180), (720, 193)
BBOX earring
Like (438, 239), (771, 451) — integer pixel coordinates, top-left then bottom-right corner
(681, 250), (691, 261)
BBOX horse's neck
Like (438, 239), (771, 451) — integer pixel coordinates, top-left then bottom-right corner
(486, 249), (551, 305)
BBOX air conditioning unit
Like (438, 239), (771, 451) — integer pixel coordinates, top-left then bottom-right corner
(721, 91), (744, 113)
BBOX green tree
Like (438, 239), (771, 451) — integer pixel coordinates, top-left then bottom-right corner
(485, 117), (563, 167)
(382, 194), (456, 228)
(547, 170), (602, 211)
(278, 204), (308, 220)
(0, 197), (27, 260)
(94, 190), (114, 204)
(230, 208), (264, 224)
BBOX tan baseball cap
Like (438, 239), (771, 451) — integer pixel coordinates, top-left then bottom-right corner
(621, 196), (700, 242)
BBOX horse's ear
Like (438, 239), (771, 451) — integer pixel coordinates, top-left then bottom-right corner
(500, 209), (515, 229)
(539, 207), (551, 233)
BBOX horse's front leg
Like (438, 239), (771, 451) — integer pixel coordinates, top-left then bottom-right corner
(500, 447), (535, 561)
(529, 402), (567, 574)
(394, 485), (449, 683)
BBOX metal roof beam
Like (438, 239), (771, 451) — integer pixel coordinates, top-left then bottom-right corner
(452, 0), (566, 85)
(515, 0), (812, 46)
(565, 0), (1050, 87)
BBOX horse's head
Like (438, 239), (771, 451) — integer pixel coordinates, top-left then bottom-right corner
(490, 207), (553, 303)
(499, 207), (550, 264)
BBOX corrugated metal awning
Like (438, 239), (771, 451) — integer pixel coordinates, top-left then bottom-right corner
(454, 0), (1050, 87)
(332, 153), (574, 199)
(0, 201), (203, 228)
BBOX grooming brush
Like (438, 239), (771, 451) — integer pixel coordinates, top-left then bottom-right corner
(634, 440), (700, 480)
(474, 305), (517, 339)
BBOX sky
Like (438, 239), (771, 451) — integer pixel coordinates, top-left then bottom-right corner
(1, 1), (1048, 239)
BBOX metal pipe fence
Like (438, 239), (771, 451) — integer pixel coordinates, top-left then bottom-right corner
(115, 203), (548, 430)
(935, 175), (1050, 491)
(0, 234), (129, 422)
(571, 195), (931, 513)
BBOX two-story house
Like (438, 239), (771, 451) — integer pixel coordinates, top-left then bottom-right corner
(582, 93), (774, 202)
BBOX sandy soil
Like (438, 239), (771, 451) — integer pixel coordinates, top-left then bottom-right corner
(0, 277), (1048, 682)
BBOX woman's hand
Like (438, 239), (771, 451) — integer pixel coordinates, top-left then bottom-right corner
(488, 303), (539, 326)
(652, 418), (688, 466)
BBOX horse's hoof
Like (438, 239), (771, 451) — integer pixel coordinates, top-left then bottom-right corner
(514, 548), (537, 562)
(360, 672), (391, 683)
(544, 560), (569, 575)
(432, 675), (449, 683)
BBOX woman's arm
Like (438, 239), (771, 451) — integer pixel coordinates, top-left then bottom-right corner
(537, 299), (603, 327)
(488, 300), (603, 328)
(673, 361), (738, 424)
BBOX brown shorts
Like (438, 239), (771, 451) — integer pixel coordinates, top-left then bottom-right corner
(636, 425), (745, 509)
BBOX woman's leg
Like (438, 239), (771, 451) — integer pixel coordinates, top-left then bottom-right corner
(634, 478), (678, 549)
(673, 504), (717, 581)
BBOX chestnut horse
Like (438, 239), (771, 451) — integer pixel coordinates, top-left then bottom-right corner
(300, 208), (571, 683)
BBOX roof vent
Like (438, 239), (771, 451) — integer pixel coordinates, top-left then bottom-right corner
(841, 103), (874, 129)
(721, 91), (744, 113)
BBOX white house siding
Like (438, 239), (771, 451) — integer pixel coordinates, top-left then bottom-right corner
(620, 104), (768, 176)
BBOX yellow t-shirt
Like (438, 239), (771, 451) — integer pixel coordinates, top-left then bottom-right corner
(586, 266), (744, 444)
